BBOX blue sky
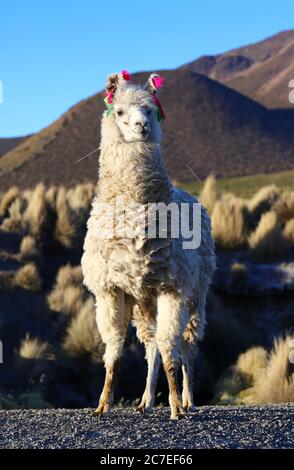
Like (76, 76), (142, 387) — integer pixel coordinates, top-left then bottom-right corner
(0, 0), (293, 137)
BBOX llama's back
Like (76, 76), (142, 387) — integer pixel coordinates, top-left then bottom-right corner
(171, 186), (216, 288)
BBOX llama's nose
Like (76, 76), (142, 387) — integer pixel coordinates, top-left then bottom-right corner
(135, 121), (148, 133)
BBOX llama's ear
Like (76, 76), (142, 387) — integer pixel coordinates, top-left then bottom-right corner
(105, 70), (132, 94)
(145, 73), (165, 94)
(105, 73), (120, 94)
(104, 71), (132, 113)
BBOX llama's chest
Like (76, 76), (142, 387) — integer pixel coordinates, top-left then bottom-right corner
(96, 236), (174, 300)
(82, 196), (175, 299)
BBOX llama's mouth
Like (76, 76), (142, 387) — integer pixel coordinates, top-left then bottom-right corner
(140, 127), (151, 139)
(131, 130), (150, 142)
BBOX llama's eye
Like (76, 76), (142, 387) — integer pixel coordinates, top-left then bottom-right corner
(147, 109), (152, 116)
(117, 110), (124, 116)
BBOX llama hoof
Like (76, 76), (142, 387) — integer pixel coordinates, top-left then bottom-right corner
(170, 401), (188, 420)
(183, 405), (196, 413)
(136, 405), (145, 414)
(92, 403), (110, 418)
(136, 404), (152, 414)
(171, 411), (188, 420)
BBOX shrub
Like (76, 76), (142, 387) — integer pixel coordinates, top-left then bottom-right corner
(248, 211), (289, 259)
(19, 235), (39, 260)
(248, 185), (280, 223)
(48, 285), (85, 316)
(199, 175), (218, 215)
(273, 191), (294, 224)
(67, 183), (94, 211)
(211, 194), (249, 249)
(0, 187), (19, 217)
(213, 336), (294, 405)
(53, 188), (77, 248)
(252, 336), (294, 404)
(23, 183), (51, 240)
(19, 335), (49, 360)
(283, 218), (294, 244)
(47, 264), (85, 315)
(212, 346), (267, 405)
(1, 197), (23, 231)
(45, 186), (58, 208)
(63, 297), (103, 359)
(14, 263), (42, 291)
(235, 347), (268, 383)
(52, 264), (83, 289)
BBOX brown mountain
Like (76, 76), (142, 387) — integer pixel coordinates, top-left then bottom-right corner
(0, 136), (29, 158)
(182, 30), (294, 108)
(0, 69), (293, 190)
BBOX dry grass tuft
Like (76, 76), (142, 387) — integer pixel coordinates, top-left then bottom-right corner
(67, 183), (94, 211)
(252, 336), (294, 404)
(54, 264), (83, 289)
(47, 264), (85, 315)
(0, 187), (19, 217)
(20, 235), (38, 260)
(23, 183), (49, 239)
(48, 284), (82, 315)
(248, 185), (281, 222)
(63, 297), (103, 359)
(212, 347), (267, 405)
(14, 263), (42, 291)
(213, 336), (294, 405)
(248, 211), (289, 259)
(273, 191), (294, 224)
(45, 186), (58, 207)
(19, 335), (49, 360)
(283, 218), (294, 244)
(211, 194), (249, 249)
(200, 175), (219, 214)
(1, 197), (23, 231)
(54, 188), (77, 248)
(236, 347), (268, 383)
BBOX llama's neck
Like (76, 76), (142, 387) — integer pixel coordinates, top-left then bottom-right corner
(98, 139), (171, 205)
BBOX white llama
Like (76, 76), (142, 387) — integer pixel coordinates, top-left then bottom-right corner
(82, 71), (216, 419)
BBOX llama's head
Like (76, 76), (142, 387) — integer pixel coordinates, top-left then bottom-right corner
(102, 70), (165, 144)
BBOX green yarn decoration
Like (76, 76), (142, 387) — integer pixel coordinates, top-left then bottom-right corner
(104, 95), (114, 117)
(155, 106), (163, 122)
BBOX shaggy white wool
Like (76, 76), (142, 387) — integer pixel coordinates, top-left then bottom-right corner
(81, 73), (216, 418)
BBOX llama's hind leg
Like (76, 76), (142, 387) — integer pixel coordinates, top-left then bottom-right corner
(133, 303), (160, 412)
(93, 288), (131, 417)
(182, 294), (207, 411)
(181, 337), (197, 412)
(156, 291), (189, 420)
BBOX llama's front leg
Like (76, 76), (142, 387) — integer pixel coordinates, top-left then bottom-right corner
(181, 313), (200, 411)
(93, 288), (130, 417)
(156, 291), (189, 420)
(181, 343), (196, 411)
(133, 304), (160, 412)
(137, 342), (160, 412)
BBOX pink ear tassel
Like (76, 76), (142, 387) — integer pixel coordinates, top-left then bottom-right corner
(104, 90), (114, 104)
(122, 70), (132, 81)
(152, 75), (165, 90)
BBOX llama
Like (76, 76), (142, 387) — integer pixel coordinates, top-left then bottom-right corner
(81, 70), (216, 419)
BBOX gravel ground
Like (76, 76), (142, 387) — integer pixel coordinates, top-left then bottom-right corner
(0, 405), (293, 449)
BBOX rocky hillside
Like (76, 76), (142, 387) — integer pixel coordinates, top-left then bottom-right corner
(0, 69), (293, 189)
(182, 30), (294, 108)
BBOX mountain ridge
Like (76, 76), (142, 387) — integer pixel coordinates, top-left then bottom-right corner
(0, 30), (293, 189)
(182, 30), (294, 108)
